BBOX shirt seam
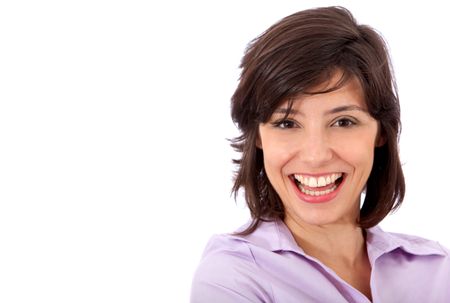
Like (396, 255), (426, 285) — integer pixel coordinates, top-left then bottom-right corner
(245, 242), (276, 303)
(437, 242), (449, 256)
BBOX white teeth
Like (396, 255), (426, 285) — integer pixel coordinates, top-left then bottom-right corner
(301, 185), (338, 196)
(317, 177), (326, 187)
(308, 177), (317, 187)
(294, 173), (343, 188)
(331, 173), (341, 183)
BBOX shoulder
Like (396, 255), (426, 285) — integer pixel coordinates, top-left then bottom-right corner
(190, 233), (272, 303)
(367, 228), (450, 300)
(391, 231), (449, 252)
(195, 233), (258, 276)
(203, 232), (256, 258)
(367, 226), (449, 257)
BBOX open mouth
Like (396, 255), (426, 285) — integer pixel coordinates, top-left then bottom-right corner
(292, 173), (345, 197)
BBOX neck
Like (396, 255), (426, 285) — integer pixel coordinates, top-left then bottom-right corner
(285, 217), (367, 266)
(284, 217), (373, 300)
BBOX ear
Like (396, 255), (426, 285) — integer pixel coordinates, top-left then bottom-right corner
(255, 126), (264, 149)
(256, 132), (262, 149)
(375, 123), (386, 147)
(375, 133), (386, 147)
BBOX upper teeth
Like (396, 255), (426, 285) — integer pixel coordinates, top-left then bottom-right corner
(294, 173), (343, 188)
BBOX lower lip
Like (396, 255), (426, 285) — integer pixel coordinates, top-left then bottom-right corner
(291, 176), (345, 204)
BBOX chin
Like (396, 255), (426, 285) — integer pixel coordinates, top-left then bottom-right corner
(285, 204), (356, 228)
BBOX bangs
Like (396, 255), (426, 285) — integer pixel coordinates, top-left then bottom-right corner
(263, 67), (361, 123)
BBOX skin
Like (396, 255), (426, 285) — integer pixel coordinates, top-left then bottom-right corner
(257, 71), (382, 300)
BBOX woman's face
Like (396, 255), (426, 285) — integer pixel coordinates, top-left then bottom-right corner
(258, 72), (381, 229)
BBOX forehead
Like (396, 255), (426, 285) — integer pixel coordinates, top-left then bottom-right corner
(278, 72), (367, 113)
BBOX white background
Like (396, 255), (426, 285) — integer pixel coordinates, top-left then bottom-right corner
(1, 0), (449, 302)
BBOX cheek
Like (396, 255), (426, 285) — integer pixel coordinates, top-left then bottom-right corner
(260, 132), (297, 174)
(354, 149), (375, 173)
(338, 140), (376, 175)
(335, 127), (378, 165)
(262, 144), (293, 174)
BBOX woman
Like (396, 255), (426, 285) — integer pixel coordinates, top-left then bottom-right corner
(191, 6), (450, 303)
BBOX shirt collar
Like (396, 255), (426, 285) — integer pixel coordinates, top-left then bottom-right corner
(232, 219), (447, 259)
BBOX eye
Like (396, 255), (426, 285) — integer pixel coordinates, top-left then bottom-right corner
(273, 119), (297, 129)
(332, 118), (357, 127)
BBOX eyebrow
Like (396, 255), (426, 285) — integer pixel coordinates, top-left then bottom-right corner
(274, 105), (368, 116)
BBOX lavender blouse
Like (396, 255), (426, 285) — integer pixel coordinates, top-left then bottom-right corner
(191, 220), (450, 302)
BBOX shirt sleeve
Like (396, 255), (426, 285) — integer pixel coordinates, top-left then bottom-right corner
(190, 279), (263, 303)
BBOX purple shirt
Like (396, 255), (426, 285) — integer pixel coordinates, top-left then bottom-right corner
(191, 219), (450, 302)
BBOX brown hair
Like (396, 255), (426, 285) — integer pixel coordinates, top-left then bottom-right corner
(230, 6), (405, 234)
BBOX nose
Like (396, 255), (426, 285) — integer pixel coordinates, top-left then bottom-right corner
(298, 129), (333, 167)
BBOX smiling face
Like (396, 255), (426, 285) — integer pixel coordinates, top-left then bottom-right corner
(258, 72), (381, 229)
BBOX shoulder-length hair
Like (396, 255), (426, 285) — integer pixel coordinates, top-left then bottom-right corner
(230, 6), (405, 235)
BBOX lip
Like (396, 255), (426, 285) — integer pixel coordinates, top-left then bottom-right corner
(293, 172), (342, 177)
(290, 173), (346, 204)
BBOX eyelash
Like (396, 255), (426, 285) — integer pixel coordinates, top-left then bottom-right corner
(331, 118), (357, 128)
(271, 119), (298, 129)
(271, 117), (358, 129)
